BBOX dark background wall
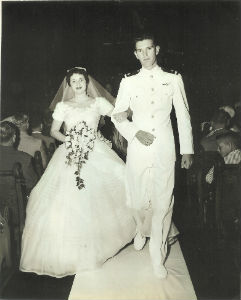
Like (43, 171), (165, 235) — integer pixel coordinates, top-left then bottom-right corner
(1, 0), (240, 128)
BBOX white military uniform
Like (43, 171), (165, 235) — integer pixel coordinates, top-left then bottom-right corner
(111, 65), (194, 267)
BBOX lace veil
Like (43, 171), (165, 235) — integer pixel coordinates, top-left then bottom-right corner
(49, 73), (115, 111)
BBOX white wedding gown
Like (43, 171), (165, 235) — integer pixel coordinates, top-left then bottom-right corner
(20, 98), (136, 278)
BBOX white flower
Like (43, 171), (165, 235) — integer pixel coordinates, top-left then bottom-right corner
(65, 121), (97, 190)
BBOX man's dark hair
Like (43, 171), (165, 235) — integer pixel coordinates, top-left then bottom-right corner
(11, 113), (29, 128)
(211, 109), (231, 128)
(0, 121), (17, 144)
(133, 32), (157, 50)
(216, 131), (241, 149)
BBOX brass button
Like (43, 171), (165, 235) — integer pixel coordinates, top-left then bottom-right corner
(152, 128), (155, 132)
(150, 75), (153, 78)
(151, 115), (154, 118)
(151, 101), (154, 104)
(151, 88), (154, 92)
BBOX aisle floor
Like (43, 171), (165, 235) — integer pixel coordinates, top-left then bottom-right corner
(69, 240), (196, 300)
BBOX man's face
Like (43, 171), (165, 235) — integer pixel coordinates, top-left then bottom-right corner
(217, 140), (231, 157)
(134, 39), (160, 70)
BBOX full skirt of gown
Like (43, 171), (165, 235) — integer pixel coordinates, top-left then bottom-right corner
(20, 138), (136, 278)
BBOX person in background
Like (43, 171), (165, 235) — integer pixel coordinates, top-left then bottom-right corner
(206, 132), (241, 184)
(200, 109), (231, 152)
(30, 113), (56, 148)
(0, 121), (38, 193)
(230, 101), (241, 133)
(216, 132), (241, 164)
(4, 113), (47, 169)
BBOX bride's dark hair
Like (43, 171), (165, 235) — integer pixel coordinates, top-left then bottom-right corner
(66, 67), (89, 86)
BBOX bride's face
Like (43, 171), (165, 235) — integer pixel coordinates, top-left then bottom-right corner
(70, 73), (87, 95)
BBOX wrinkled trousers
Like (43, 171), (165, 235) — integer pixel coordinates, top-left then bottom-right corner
(131, 162), (175, 267)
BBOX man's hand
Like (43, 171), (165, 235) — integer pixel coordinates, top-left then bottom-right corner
(181, 154), (193, 169)
(135, 130), (155, 146)
(113, 112), (128, 123)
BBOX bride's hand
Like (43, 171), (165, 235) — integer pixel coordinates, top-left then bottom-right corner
(113, 112), (128, 123)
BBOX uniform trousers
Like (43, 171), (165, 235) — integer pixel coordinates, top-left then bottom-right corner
(131, 162), (175, 267)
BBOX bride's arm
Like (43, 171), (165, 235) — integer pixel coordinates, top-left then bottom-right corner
(50, 120), (66, 142)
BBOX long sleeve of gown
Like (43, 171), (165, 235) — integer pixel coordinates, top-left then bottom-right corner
(111, 78), (138, 143)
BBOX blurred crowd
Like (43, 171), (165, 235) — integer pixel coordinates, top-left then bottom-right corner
(0, 109), (56, 193)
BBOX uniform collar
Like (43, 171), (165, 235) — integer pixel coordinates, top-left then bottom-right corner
(140, 65), (163, 75)
(32, 131), (42, 134)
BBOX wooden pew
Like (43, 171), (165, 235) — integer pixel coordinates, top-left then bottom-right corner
(215, 164), (241, 238)
(0, 207), (13, 297)
(0, 163), (27, 267)
(186, 151), (223, 229)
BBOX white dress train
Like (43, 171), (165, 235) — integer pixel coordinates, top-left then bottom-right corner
(20, 98), (136, 278)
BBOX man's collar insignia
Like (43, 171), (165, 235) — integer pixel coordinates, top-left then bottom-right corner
(124, 69), (140, 77)
(162, 66), (179, 75)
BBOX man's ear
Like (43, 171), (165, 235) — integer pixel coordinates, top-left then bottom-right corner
(155, 45), (160, 55)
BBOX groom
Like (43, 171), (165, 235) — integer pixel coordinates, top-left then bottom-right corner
(111, 32), (194, 279)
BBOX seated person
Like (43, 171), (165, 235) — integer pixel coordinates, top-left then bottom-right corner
(30, 113), (56, 148)
(0, 121), (38, 193)
(200, 109), (231, 152)
(4, 113), (47, 168)
(206, 132), (241, 183)
(219, 105), (235, 119)
(216, 132), (241, 164)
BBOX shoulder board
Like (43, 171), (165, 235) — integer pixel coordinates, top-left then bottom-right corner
(124, 69), (140, 78)
(162, 66), (180, 75)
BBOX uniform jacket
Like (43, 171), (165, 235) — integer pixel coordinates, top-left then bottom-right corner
(111, 65), (194, 209)
(112, 65), (194, 161)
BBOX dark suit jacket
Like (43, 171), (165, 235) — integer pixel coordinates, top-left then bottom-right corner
(0, 145), (38, 191)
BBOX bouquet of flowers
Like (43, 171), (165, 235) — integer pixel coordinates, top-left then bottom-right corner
(65, 121), (96, 190)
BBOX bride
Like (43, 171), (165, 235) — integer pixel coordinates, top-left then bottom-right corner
(19, 67), (136, 278)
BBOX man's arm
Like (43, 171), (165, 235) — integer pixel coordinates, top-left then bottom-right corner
(173, 74), (194, 169)
(111, 78), (139, 143)
(112, 78), (156, 146)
